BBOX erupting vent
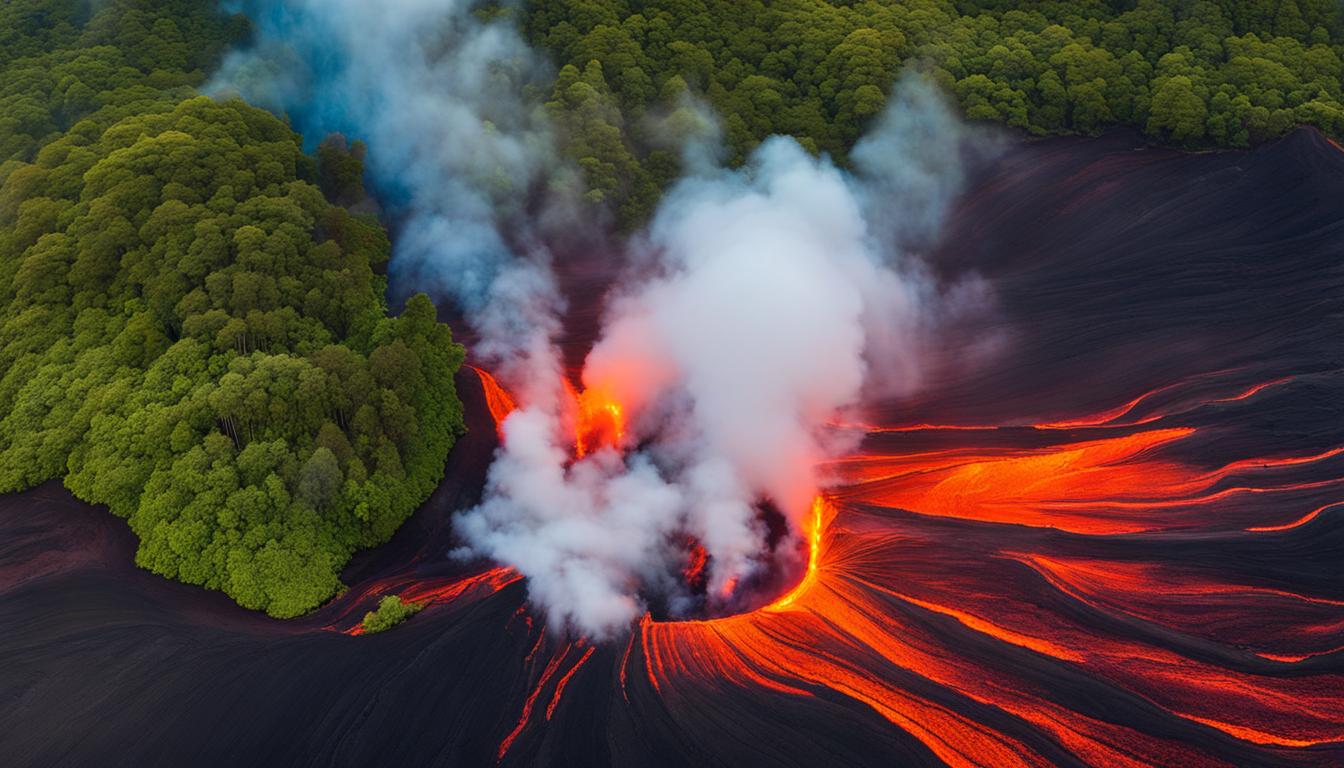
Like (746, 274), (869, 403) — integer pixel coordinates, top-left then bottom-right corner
(572, 387), (625, 458)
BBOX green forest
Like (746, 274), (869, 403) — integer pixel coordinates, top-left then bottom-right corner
(523, 0), (1344, 221)
(3, 0), (1344, 617)
(0, 0), (464, 617)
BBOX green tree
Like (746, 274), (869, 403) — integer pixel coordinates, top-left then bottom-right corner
(1148, 75), (1209, 142)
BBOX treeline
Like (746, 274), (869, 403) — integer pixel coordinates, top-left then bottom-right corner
(523, 0), (1344, 221)
(0, 1), (465, 617)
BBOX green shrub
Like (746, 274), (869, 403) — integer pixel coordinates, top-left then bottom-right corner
(361, 595), (425, 634)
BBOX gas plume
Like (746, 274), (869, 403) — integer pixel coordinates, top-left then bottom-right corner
(211, 0), (570, 376)
(459, 77), (992, 636)
(213, 3), (990, 637)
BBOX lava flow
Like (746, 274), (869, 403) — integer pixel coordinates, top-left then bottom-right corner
(461, 361), (1344, 765)
(622, 378), (1344, 766)
(470, 365), (517, 438)
(452, 132), (1344, 767)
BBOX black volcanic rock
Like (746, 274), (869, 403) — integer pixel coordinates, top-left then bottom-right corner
(2, 130), (1343, 768)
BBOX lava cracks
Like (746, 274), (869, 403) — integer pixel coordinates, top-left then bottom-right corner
(484, 367), (1344, 767)
(381, 133), (1344, 766)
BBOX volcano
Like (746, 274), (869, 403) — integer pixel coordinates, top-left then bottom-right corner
(2, 129), (1342, 767)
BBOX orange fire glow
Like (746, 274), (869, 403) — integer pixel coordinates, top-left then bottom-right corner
(471, 366), (517, 437)
(766, 495), (826, 611)
(573, 386), (626, 458)
(624, 376), (1344, 764)
(330, 567), (519, 636)
(424, 367), (1341, 765)
(682, 542), (708, 588)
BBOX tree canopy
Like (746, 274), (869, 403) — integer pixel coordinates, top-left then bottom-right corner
(522, 0), (1344, 222)
(0, 1), (464, 617)
(360, 594), (424, 634)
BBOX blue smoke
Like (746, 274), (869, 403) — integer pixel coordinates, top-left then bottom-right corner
(210, 0), (564, 315)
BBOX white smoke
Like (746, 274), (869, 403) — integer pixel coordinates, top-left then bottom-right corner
(456, 77), (993, 637)
(210, 0), (570, 376)
(211, 2), (989, 636)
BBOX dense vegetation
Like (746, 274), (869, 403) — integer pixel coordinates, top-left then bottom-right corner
(361, 594), (424, 634)
(523, 0), (1344, 221)
(0, 1), (464, 617)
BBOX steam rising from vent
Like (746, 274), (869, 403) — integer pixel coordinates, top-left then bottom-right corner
(461, 77), (993, 637)
(212, 4), (993, 637)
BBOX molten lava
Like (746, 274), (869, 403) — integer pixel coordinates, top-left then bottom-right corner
(438, 364), (1343, 765)
(622, 374), (1344, 765)
(471, 366), (517, 438)
(572, 386), (625, 458)
(681, 541), (708, 590)
(766, 495), (825, 612)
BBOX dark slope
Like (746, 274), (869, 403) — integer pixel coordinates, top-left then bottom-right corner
(1, 129), (1342, 767)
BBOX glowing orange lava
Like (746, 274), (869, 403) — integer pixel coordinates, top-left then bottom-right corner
(623, 376), (1344, 765)
(471, 365), (517, 437)
(682, 541), (708, 588)
(573, 387), (625, 458)
(435, 367), (1340, 765)
(766, 495), (826, 611)
(498, 641), (575, 760)
(330, 567), (519, 635)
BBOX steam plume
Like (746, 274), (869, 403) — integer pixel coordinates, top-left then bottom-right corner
(210, 0), (569, 376)
(212, 4), (989, 637)
(459, 77), (991, 636)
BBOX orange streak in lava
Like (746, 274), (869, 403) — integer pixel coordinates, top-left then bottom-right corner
(830, 420), (994, 433)
(1216, 444), (1344, 472)
(1036, 374), (1290, 429)
(546, 645), (596, 720)
(619, 631), (636, 702)
(397, 568), (521, 606)
(329, 567), (519, 635)
(472, 366), (517, 437)
(498, 643), (574, 760)
(1212, 376), (1292, 403)
(767, 496), (826, 612)
(832, 424), (1344, 534)
(872, 585), (1086, 662)
(1036, 389), (1174, 429)
(1246, 501), (1343, 531)
(836, 428), (1197, 534)
(524, 627), (545, 665)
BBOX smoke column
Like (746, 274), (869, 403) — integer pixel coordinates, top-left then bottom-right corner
(210, 0), (571, 392)
(458, 78), (991, 637)
(211, 2), (989, 637)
